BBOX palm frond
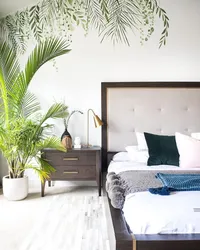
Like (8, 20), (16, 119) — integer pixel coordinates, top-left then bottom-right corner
(99, 0), (141, 45)
(36, 136), (66, 152)
(36, 157), (56, 182)
(21, 91), (41, 118)
(24, 37), (71, 84)
(85, 0), (107, 33)
(0, 40), (20, 90)
(24, 159), (55, 183)
(29, 5), (43, 42)
(0, 40), (20, 123)
(0, 18), (9, 42)
(40, 103), (69, 125)
(42, 0), (58, 23)
(11, 38), (70, 116)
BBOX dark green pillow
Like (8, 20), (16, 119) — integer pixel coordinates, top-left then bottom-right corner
(144, 132), (179, 166)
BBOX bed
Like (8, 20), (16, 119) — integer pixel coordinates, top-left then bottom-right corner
(101, 82), (200, 250)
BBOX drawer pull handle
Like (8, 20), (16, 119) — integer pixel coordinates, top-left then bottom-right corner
(63, 171), (78, 174)
(63, 157), (79, 161)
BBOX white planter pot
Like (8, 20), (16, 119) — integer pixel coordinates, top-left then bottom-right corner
(2, 175), (28, 201)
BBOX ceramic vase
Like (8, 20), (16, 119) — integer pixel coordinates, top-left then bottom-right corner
(61, 128), (72, 149)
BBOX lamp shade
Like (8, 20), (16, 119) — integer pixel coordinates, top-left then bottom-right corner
(93, 115), (103, 128)
(86, 109), (103, 147)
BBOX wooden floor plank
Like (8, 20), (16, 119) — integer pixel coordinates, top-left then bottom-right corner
(0, 185), (111, 250)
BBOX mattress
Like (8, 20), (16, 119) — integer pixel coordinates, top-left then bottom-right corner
(108, 160), (200, 174)
(108, 154), (200, 231)
(123, 191), (200, 234)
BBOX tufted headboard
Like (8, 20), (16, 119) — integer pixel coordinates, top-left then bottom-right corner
(101, 82), (200, 171)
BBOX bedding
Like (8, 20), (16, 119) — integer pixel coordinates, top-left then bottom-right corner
(107, 160), (200, 174)
(149, 173), (200, 195)
(106, 169), (200, 209)
(123, 191), (200, 234)
(125, 145), (149, 163)
(191, 132), (200, 140)
(106, 170), (162, 209)
(108, 152), (200, 208)
(175, 132), (200, 168)
(112, 152), (131, 162)
(135, 132), (148, 150)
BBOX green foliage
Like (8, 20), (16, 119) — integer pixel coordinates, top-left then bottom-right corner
(0, 0), (169, 54)
(0, 38), (70, 182)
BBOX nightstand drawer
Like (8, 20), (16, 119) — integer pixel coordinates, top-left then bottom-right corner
(45, 151), (96, 166)
(50, 165), (96, 180)
(41, 147), (102, 197)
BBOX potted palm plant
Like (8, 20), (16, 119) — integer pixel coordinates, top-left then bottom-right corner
(0, 38), (70, 200)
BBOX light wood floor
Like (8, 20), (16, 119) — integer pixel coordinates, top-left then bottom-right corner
(0, 184), (110, 250)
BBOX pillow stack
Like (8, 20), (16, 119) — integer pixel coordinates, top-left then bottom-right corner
(124, 131), (200, 168)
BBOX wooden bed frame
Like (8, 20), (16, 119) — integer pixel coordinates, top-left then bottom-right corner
(101, 82), (200, 250)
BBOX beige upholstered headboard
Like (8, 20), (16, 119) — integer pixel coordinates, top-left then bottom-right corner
(101, 82), (200, 170)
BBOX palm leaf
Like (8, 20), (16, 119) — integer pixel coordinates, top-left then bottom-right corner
(40, 103), (69, 125)
(0, 18), (9, 43)
(99, 0), (141, 45)
(37, 157), (56, 182)
(24, 37), (70, 85)
(36, 136), (66, 152)
(21, 91), (41, 118)
(24, 159), (55, 183)
(0, 40), (20, 90)
(0, 40), (20, 123)
(12, 38), (70, 116)
(85, 0), (107, 32)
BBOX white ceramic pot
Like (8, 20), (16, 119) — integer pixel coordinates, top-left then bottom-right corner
(2, 175), (28, 201)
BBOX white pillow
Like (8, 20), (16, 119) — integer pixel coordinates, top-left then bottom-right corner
(112, 152), (131, 162)
(191, 133), (200, 140)
(135, 132), (148, 150)
(125, 145), (149, 163)
(175, 132), (200, 168)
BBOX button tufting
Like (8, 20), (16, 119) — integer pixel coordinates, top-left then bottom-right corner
(184, 107), (189, 111)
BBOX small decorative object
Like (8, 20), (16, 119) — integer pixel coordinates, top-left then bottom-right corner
(61, 110), (83, 149)
(74, 136), (81, 149)
(86, 109), (103, 147)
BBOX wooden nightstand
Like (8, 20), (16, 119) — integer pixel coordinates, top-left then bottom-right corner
(41, 146), (102, 197)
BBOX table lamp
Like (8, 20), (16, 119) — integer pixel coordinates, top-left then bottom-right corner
(86, 109), (103, 147)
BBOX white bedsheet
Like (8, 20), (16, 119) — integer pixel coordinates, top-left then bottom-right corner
(108, 160), (200, 174)
(108, 157), (200, 234)
(123, 191), (200, 234)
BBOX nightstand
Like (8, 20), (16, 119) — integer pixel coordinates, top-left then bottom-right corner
(41, 146), (102, 197)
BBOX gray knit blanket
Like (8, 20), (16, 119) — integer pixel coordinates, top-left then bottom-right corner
(106, 170), (200, 209)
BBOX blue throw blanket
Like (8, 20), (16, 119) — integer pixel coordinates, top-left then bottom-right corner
(149, 173), (200, 195)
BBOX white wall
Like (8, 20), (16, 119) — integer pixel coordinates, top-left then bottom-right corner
(28, 0), (200, 148)
(1, 0), (200, 184)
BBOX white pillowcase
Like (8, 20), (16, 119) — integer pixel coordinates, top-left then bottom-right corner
(135, 132), (148, 151)
(112, 152), (131, 162)
(125, 145), (149, 163)
(191, 132), (200, 140)
(175, 132), (200, 168)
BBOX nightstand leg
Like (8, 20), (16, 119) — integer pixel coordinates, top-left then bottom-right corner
(96, 150), (102, 196)
(41, 180), (46, 197)
(98, 172), (102, 196)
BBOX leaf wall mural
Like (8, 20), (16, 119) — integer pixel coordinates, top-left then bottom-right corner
(0, 0), (169, 54)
